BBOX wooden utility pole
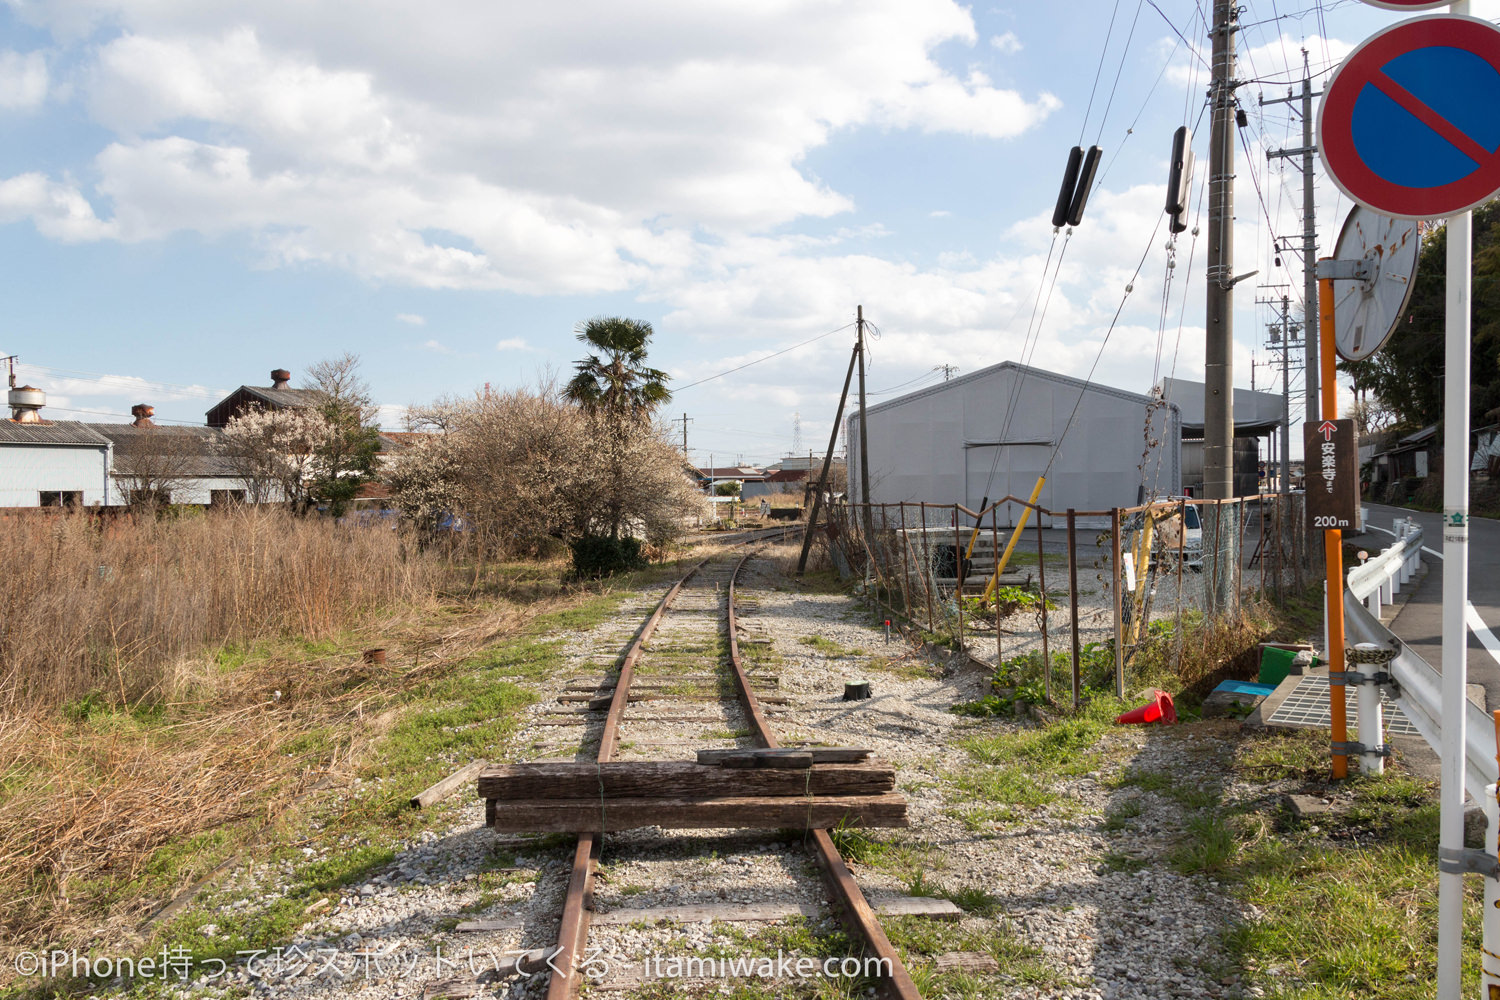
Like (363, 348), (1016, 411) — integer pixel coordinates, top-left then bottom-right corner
(796, 342), (861, 574)
(855, 306), (873, 541)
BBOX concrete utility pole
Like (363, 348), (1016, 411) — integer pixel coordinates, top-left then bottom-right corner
(674, 412), (693, 459)
(1256, 291), (1299, 494)
(1203, 0), (1240, 502)
(856, 305), (873, 540)
(1263, 51), (1321, 432)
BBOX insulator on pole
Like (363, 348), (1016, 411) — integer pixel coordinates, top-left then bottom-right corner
(1051, 146), (1084, 228)
(1066, 146), (1104, 227)
(1166, 126), (1194, 235)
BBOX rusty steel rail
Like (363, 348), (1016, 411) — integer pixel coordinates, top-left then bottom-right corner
(726, 549), (923, 1000)
(542, 528), (798, 1000)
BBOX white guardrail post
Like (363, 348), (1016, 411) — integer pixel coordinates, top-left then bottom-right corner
(1345, 643), (1390, 776)
(1342, 526), (1500, 993)
(1346, 519), (1424, 621)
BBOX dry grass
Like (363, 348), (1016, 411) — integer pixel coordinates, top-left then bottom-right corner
(0, 509), (573, 954)
(0, 507), (445, 713)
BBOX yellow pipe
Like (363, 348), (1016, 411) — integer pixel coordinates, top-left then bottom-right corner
(982, 476), (1047, 601)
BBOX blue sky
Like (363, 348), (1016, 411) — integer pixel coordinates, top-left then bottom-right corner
(0, 0), (1486, 465)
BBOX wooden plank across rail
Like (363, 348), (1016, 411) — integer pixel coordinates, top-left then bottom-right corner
(477, 529), (923, 1000)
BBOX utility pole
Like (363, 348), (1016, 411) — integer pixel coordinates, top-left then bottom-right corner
(796, 341), (862, 574)
(1256, 289), (1301, 495)
(673, 412), (693, 460)
(1263, 50), (1322, 432)
(1203, 0), (1241, 503)
(855, 305), (873, 540)
(939, 364), (959, 381)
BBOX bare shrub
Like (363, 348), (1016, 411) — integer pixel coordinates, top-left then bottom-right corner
(0, 508), (445, 713)
(218, 408), (328, 505)
(389, 381), (705, 557)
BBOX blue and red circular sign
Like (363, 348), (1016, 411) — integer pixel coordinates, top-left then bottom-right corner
(1358, 1), (1447, 10)
(1320, 14), (1500, 219)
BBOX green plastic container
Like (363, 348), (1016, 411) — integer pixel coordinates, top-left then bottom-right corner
(1258, 646), (1299, 687)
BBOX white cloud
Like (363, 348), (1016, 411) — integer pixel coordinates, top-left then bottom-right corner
(0, 50), (49, 110)
(495, 337), (533, 352)
(421, 339), (453, 354)
(990, 32), (1022, 55)
(928, 209), (951, 218)
(0, 1), (1060, 292)
(0, 172), (116, 241)
(396, 313), (426, 325)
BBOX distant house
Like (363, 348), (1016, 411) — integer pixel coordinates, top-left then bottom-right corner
(1370, 425), (1437, 491)
(85, 414), (251, 506)
(206, 368), (323, 427)
(694, 466), (767, 492)
(0, 385), (112, 507)
(742, 468), (808, 500)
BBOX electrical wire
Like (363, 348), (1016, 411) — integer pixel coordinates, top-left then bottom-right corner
(1079, 0), (1126, 145)
(1045, 212), (1169, 478)
(42, 405), (203, 425)
(1146, 0), (1209, 68)
(1094, 0), (1146, 147)
(673, 322), (855, 392)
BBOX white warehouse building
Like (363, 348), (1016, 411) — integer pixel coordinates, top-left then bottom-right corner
(846, 361), (1182, 527)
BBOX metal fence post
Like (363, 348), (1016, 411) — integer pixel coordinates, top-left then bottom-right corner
(1067, 509), (1081, 711)
(919, 502), (935, 632)
(991, 508), (1004, 668)
(952, 510), (965, 653)
(898, 503), (913, 622)
(1036, 511), (1051, 704)
(1111, 507), (1124, 699)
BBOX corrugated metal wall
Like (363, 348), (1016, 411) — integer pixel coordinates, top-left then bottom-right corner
(0, 445), (110, 507)
(846, 364), (1181, 527)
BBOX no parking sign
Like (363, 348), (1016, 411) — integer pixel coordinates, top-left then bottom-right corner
(1319, 15), (1500, 219)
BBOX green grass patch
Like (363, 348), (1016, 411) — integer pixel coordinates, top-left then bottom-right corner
(883, 914), (1063, 994)
(1234, 728), (1328, 781)
(1209, 731), (1479, 997)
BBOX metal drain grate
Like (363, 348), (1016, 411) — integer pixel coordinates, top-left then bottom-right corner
(1265, 673), (1420, 737)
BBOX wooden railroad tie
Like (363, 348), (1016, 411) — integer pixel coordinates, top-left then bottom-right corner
(477, 752), (903, 833)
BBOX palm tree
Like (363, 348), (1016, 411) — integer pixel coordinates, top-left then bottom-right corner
(564, 317), (672, 548)
(564, 317), (671, 420)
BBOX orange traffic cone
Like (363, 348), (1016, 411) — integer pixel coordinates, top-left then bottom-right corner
(1115, 689), (1177, 726)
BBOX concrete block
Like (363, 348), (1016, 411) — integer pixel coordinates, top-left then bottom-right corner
(1202, 689), (1266, 719)
(1286, 793), (1333, 819)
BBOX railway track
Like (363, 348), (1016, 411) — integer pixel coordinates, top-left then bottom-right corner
(513, 533), (922, 999)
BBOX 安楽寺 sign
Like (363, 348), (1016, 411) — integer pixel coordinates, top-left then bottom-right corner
(1319, 15), (1500, 219)
(1305, 420), (1359, 530)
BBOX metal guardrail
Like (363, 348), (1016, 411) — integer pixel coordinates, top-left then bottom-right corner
(1346, 518), (1423, 617)
(1343, 584), (1498, 804)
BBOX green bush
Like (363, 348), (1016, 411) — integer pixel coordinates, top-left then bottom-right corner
(570, 534), (648, 578)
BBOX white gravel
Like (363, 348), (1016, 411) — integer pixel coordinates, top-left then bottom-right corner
(136, 541), (1254, 1000)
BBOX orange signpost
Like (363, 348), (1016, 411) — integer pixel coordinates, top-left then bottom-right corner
(1319, 271), (1349, 780)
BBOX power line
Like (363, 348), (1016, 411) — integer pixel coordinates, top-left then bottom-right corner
(673, 322), (855, 393)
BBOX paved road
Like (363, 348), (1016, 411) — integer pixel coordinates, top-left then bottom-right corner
(1349, 502), (1500, 709)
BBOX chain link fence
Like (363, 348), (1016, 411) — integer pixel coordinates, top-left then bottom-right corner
(817, 493), (1316, 705)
